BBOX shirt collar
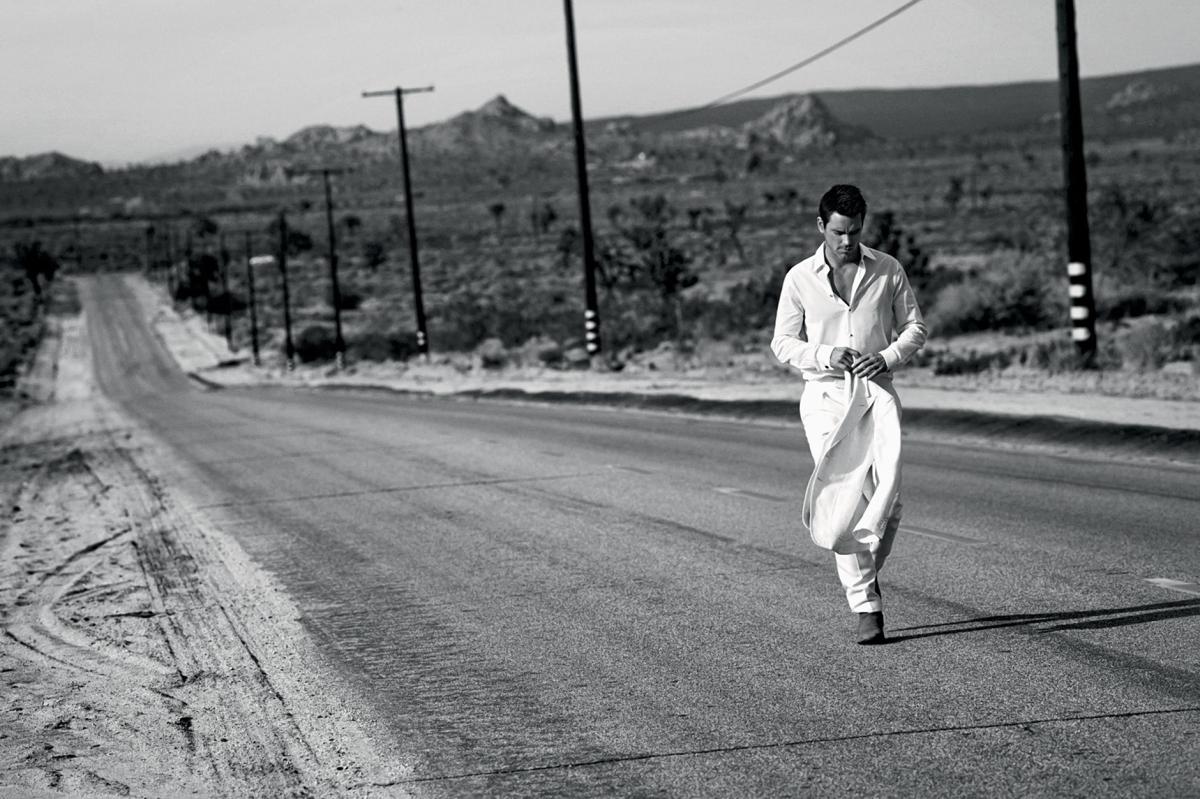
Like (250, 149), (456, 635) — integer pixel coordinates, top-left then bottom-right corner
(811, 244), (876, 273)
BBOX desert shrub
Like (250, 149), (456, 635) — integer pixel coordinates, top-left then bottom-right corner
(535, 341), (564, 367)
(1095, 284), (1184, 322)
(0, 264), (44, 389)
(325, 284), (362, 311)
(13, 241), (59, 298)
(347, 326), (419, 362)
(265, 218), (315, 256)
(925, 280), (1000, 336)
(600, 290), (679, 352)
(592, 195), (698, 342)
(206, 290), (246, 315)
(1175, 314), (1200, 355)
(293, 324), (337, 363)
(929, 348), (1013, 375)
(430, 261), (580, 352)
(1114, 319), (1174, 371)
(475, 337), (507, 369)
(1091, 187), (1200, 287)
(1015, 334), (1121, 372)
(695, 260), (792, 341)
(362, 240), (388, 270)
(431, 289), (491, 352)
(927, 251), (1065, 336)
(515, 336), (564, 367)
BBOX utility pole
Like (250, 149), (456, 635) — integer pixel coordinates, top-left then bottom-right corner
(562, 0), (601, 358)
(218, 232), (233, 351)
(244, 232), (262, 367)
(276, 211), (296, 371)
(363, 85), (434, 359)
(1055, 0), (1098, 364)
(73, 218), (84, 272)
(295, 167), (351, 369)
(166, 226), (176, 299)
(144, 226), (154, 276)
(185, 230), (199, 317)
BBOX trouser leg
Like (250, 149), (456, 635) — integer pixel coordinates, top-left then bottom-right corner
(835, 499), (900, 613)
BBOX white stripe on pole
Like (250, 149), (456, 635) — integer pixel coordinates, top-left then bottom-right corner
(1071, 327), (1092, 341)
(1070, 306), (1090, 320)
(1067, 261), (1087, 276)
(1069, 284), (1086, 298)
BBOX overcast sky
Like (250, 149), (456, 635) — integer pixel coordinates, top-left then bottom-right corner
(3, 0), (1197, 164)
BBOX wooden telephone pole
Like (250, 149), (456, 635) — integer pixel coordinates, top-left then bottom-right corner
(562, 0), (602, 358)
(295, 166), (353, 369)
(362, 85), (434, 359)
(1056, 0), (1098, 363)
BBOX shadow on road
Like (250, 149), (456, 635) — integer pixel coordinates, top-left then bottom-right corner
(886, 598), (1200, 642)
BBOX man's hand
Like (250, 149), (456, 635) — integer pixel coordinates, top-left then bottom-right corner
(850, 352), (888, 379)
(829, 347), (860, 372)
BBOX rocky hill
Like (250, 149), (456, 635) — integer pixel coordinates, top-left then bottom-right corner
(740, 93), (874, 148)
(618, 61), (1200, 141)
(0, 152), (104, 182)
(413, 94), (558, 153)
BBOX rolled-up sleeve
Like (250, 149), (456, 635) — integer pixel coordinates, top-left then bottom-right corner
(771, 273), (833, 371)
(879, 267), (927, 370)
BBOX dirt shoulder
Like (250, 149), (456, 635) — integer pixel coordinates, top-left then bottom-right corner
(1, 307), (410, 795)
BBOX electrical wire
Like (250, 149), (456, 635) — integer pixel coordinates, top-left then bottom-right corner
(671, 0), (929, 118)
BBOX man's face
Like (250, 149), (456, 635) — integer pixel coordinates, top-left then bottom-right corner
(818, 212), (864, 266)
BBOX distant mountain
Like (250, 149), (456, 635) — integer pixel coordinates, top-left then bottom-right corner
(610, 61), (1200, 141)
(1102, 79), (1178, 111)
(413, 94), (558, 152)
(0, 152), (103, 182)
(4, 61), (1199, 188)
(740, 94), (874, 148)
(284, 124), (380, 149)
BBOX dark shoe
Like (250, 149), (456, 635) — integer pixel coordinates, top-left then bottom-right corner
(856, 611), (885, 645)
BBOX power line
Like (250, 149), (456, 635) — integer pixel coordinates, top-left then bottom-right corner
(676, 0), (929, 117)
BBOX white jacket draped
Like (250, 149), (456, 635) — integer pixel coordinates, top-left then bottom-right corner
(801, 373), (902, 554)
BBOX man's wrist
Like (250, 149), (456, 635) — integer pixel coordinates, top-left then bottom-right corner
(817, 344), (835, 370)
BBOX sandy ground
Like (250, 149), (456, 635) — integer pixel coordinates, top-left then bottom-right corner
(0, 306), (411, 795)
(125, 275), (1200, 434)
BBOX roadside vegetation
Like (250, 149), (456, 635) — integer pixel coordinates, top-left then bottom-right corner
(1, 104), (1198, 395)
(0, 242), (74, 396)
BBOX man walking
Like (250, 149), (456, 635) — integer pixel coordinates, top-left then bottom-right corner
(771, 184), (927, 644)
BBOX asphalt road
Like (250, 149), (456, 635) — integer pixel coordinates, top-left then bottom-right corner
(83, 275), (1200, 797)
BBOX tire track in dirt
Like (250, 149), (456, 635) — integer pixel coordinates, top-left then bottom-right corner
(2, 298), (411, 796)
(4, 449), (175, 684)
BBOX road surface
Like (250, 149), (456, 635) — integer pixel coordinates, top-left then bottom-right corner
(83, 274), (1200, 796)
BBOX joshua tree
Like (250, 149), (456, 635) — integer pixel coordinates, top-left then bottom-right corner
(944, 176), (965, 214)
(13, 241), (59, 300)
(487, 202), (506, 236)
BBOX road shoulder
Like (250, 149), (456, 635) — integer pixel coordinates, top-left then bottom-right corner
(0, 301), (410, 796)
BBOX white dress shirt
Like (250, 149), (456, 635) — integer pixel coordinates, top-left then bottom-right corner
(771, 244), (927, 381)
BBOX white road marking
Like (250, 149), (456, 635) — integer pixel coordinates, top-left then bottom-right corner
(902, 525), (982, 545)
(712, 487), (786, 502)
(608, 465), (653, 475)
(1144, 578), (1200, 597)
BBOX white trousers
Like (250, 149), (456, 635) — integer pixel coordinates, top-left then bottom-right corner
(800, 379), (902, 613)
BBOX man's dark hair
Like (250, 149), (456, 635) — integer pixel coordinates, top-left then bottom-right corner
(818, 184), (868, 223)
